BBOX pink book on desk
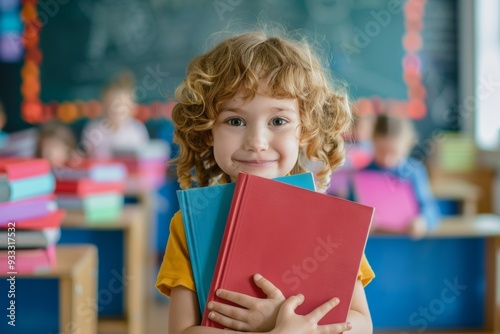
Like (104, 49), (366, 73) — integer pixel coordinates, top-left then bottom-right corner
(352, 170), (419, 231)
(0, 245), (56, 274)
(0, 158), (51, 181)
(203, 173), (374, 327)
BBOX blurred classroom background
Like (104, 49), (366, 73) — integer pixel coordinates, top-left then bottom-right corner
(0, 0), (500, 333)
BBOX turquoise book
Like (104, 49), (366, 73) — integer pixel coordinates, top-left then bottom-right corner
(0, 173), (55, 202)
(177, 172), (315, 316)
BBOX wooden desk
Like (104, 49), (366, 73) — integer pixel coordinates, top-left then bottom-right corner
(428, 166), (496, 213)
(62, 206), (147, 334)
(374, 214), (500, 334)
(1, 245), (98, 334)
(431, 179), (481, 217)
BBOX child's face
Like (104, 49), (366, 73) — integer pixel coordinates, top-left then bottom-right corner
(212, 85), (301, 182)
(40, 138), (70, 167)
(372, 135), (412, 168)
(102, 89), (136, 127)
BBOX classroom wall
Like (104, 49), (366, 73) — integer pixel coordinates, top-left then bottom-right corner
(1, 0), (461, 141)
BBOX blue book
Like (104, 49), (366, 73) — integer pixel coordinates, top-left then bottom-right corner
(0, 173), (55, 202)
(177, 172), (316, 316)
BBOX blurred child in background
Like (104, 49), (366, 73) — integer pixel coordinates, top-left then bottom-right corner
(81, 70), (150, 159)
(344, 111), (375, 170)
(327, 110), (374, 198)
(36, 121), (77, 168)
(362, 114), (440, 238)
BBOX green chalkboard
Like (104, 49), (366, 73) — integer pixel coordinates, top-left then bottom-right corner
(39, 0), (413, 103)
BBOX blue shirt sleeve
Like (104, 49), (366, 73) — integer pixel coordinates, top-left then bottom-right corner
(406, 159), (441, 230)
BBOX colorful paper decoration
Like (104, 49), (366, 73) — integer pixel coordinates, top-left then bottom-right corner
(402, 0), (427, 119)
(354, 0), (427, 120)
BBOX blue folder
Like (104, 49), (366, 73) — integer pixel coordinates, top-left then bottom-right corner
(177, 172), (315, 316)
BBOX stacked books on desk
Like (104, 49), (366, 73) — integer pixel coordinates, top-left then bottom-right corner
(54, 160), (127, 223)
(177, 172), (374, 328)
(0, 158), (64, 273)
(112, 139), (169, 193)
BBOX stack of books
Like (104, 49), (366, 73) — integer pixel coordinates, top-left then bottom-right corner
(0, 158), (63, 273)
(54, 160), (127, 223)
(176, 172), (374, 328)
(112, 139), (169, 193)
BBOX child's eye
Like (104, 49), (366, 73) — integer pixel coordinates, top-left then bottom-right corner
(226, 118), (245, 126)
(270, 117), (288, 126)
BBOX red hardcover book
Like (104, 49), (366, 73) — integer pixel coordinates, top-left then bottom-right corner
(13, 209), (65, 230)
(202, 173), (374, 327)
(0, 158), (51, 181)
(55, 179), (124, 196)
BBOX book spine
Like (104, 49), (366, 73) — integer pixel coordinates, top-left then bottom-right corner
(8, 174), (55, 201)
(202, 173), (249, 327)
(0, 197), (56, 225)
(15, 210), (65, 230)
(2, 159), (51, 181)
(178, 191), (204, 316)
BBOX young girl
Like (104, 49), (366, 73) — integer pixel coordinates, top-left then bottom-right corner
(157, 30), (375, 334)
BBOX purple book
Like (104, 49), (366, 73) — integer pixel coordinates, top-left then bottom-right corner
(0, 195), (57, 225)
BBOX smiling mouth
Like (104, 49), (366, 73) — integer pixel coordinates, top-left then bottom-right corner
(235, 160), (276, 166)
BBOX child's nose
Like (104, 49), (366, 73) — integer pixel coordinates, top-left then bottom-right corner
(243, 126), (269, 152)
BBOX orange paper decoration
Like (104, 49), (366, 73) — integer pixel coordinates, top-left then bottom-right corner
(22, 100), (43, 123)
(57, 103), (79, 123)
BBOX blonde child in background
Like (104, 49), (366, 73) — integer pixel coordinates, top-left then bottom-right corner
(81, 70), (149, 159)
(35, 121), (77, 168)
(156, 30), (375, 334)
(362, 114), (440, 238)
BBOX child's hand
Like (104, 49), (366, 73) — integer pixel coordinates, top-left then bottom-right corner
(271, 294), (351, 334)
(207, 274), (285, 332)
(408, 216), (427, 239)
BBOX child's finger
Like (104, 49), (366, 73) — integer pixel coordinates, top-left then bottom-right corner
(306, 297), (340, 323)
(253, 273), (285, 300)
(207, 310), (250, 332)
(215, 289), (254, 309)
(319, 321), (352, 334)
(280, 294), (305, 313)
(207, 301), (247, 322)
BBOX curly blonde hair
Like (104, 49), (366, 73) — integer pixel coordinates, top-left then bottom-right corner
(172, 30), (352, 191)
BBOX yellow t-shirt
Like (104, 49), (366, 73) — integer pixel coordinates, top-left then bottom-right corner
(156, 211), (375, 297)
